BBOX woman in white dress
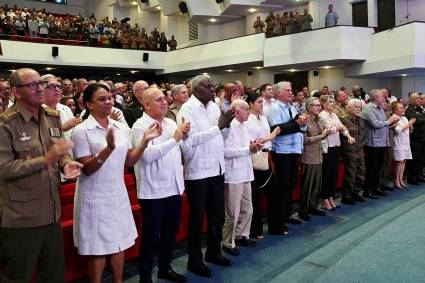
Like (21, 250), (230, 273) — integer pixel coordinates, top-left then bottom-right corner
(72, 83), (160, 283)
(391, 101), (415, 189)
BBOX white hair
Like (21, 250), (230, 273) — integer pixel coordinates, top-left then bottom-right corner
(191, 74), (210, 92)
(275, 81), (291, 92)
(171, 84), (186, 97)
(347, 98), (362, 108)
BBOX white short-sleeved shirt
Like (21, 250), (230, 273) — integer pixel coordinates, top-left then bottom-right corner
(176, 95), (225, 180)
(80, 106), (128, 127)
(131, 113), (184, 199)
(246, 113), (272, 150)
(56, 103), (75, 139)
(71, 115), (137, 255)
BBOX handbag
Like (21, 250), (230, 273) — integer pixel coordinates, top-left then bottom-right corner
(251, 151), (269, 171)
(321, 138), (328, 154)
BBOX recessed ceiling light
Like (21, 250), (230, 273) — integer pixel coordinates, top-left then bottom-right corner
(45, 67), (54, 70)
(9, 69), (16, 72)
(130, 70), (138, 74)
(209, 18), (217, 23)
(323, 66), (331, 69)
(289, 69), (296, 72)
(254, 66), (263, 69)
(117, 73), (121, 76)
(226, 69), (234, 72)
(131, 1), (138, 5)
(202, 72), (209, 75)
(156, 6), (161, 10)
(401, 74), (408, 77)
(248, 8), (257, 13)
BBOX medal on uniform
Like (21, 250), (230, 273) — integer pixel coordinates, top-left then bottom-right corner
(19, 132), (31, 141)
(49, 127), (61, 138)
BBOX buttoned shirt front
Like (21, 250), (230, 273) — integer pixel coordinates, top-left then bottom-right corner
(132, 113), (184, 199)
(177, 95), (225, 180)
(0, 103), (72, 228)
(318, 110), (347, 148)
(246, 113), (272, 150)
(267, 100), (306, 154)
(362, 103), (391, 147)
(224, 119), (254, 184)
(262, 97), (276, 116)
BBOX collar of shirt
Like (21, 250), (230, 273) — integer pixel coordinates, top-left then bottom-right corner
(190, 94), (215, 109)
(16, 102), (41, 122)
(85, 114), (123, 130)
(231, 118), (245, 128)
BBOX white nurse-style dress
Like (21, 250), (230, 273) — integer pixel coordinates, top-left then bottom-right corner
(72, 115), (137, 255)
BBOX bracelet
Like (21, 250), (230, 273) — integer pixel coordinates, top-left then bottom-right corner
(95, 152), (104, 165)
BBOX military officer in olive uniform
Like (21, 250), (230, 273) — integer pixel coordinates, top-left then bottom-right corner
(0, 68), (83, 283)
(340, 98), (366, 204)
(123, 80), (148, 127)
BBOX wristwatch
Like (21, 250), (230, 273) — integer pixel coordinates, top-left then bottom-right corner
(95, 152), (104, 164)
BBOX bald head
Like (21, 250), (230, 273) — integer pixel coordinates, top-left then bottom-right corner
(224, 83), (237, 101)
(142, 88), (168, 119)
(230, 98), (250, 123)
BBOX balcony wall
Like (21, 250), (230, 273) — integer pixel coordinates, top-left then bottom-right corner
(263, 26), (374, 69)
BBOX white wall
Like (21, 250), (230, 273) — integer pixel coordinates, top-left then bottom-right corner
(88, 0), (113, 19)
(307, 68), (394, 93)
(395, 0), (425, 26)
(159, 13), (189, 46)
(0, 0), (86, 16)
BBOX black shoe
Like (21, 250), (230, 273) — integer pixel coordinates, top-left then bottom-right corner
(285, 217), (302, 225)
(139, 276), (153, 283)
(309, 208), (326, 216)
(298, 213), (310, 221)
(364, 193), (378, 199)
(222, 245), (240, 256)
(187, 262), (212, 278)
(352, 194), (366, 202)
(205, 255), (233, 266)
(235, 237), (256, 247)
(158, 269), (187, 282)
(384, 186), (395, 191)
(341, 196), (355, 205)
(375, 190), (388, 196)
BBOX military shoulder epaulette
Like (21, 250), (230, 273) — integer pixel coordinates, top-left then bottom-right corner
(44, 107), (61, 117)
(0, 107), (20, 122)
(339, 113), (350, 119)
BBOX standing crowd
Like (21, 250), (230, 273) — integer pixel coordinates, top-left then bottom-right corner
(0, 4), (177, 51)
(0, 68), (425, 283)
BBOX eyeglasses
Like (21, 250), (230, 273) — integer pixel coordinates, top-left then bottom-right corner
(45, 83), (62, 90)
(311, 104), (321, 106)
(15, 80), (48, 90)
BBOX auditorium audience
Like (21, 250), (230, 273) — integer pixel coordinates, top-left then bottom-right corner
(123, 80), (148, 127)
(61, 96), (77, 116)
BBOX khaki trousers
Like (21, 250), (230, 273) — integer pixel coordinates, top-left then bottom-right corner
(223, 182), (253, 248)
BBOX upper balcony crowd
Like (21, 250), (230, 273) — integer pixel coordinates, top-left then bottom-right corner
(0, 4), (177, 51)
(253, 4), (339, 37)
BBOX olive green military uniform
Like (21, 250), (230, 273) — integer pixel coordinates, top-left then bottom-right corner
(123, 100), (144, 128)
(340, 114), (366, 197)
(165, 102), (182, 122)
(0, 102), (72, 283)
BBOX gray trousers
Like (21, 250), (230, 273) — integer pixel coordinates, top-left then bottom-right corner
(223, 182), (253, 248)
(299, 164), (322, 215)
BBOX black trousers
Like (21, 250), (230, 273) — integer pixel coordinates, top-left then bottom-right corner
(186, 175), (225, 265)
(363, 146), (387, 195)
(138, 195), (182, 277)
(250, 169), (279, 237)
(0, 221), (65, 283)
(321, 146), (341, 199)
(272, 153), (300, 221)
(407, 141), (425, 182)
